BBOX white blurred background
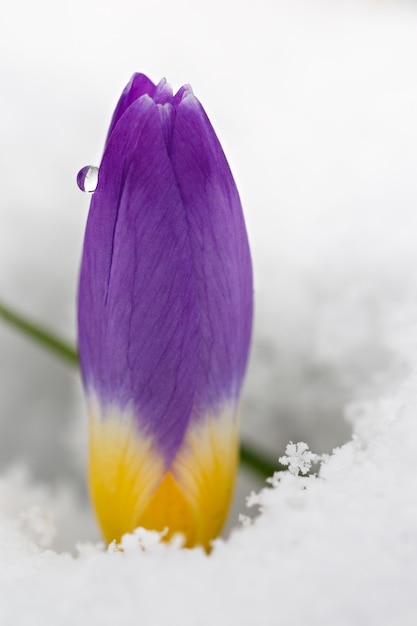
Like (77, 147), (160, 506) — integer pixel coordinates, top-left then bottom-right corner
(1, 0), (417, 544)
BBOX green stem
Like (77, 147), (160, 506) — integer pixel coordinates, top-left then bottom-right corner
(0, 299), (285, 479)
(0, 300), (78, 365)
(240, 441), (285, 479)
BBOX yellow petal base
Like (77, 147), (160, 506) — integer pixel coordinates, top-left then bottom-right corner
(88, 401), (239, 551)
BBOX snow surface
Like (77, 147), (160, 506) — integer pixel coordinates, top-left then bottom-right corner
(1, 0), (417, 623)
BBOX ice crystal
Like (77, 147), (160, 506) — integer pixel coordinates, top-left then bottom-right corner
(279, 442), (318, 476)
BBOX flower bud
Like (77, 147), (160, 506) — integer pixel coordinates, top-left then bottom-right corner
(78, 74), (253, 549)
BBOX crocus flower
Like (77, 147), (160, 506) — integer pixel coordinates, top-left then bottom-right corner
(77, 73), (253, 550)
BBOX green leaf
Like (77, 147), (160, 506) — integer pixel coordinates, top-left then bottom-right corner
(0, 300), (78, 365)
(240, 442), (285, 479)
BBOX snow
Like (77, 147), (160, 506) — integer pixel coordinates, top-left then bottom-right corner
(278, 441), (319, 476)
(1, 0), (417, 623)
(2, 387), (417, 625)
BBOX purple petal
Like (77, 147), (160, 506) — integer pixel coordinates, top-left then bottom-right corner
(79, 95), (200, 463)
(105, 73), (157, 144)
(78, 75), (253, 463)
(170, 91), (253, 415)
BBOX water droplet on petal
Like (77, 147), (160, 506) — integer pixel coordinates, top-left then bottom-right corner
(77, 165), (99, 193)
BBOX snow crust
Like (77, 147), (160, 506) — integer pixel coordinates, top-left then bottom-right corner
(1, 0), (417, 623)
(1, 381), (417, 625)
